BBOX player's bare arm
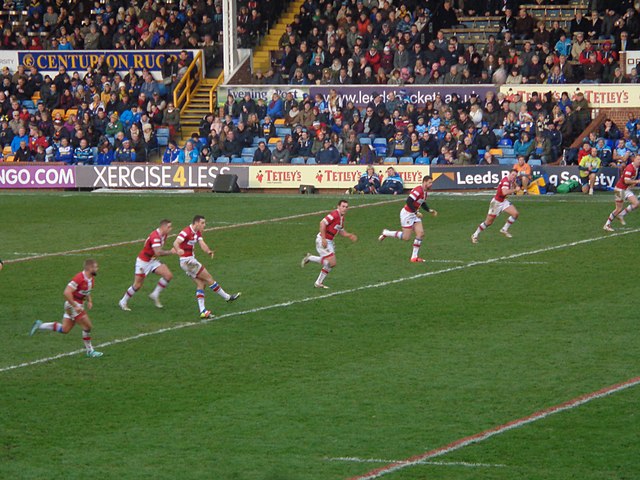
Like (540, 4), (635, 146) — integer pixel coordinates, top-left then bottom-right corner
(199, 238), (215, 258)
(64, 285), (82, 310)
(172, 237), (185, 256)
(86, 294), (93, 310)
(319, 221), (328, 247)
(339, 229), (358, 242)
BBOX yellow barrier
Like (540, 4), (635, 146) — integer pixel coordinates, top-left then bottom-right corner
(209, 71), (224, 114)
(173, 50), (203, 113)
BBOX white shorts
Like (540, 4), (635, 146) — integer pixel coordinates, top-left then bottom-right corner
(135, 257), (162, 277)
(488, 198), (511, 217)
(63, 300), (84, 321)
(315, 234), (335, 260)
(180, 256), (204, 279)
(400, 209), (421, 229)
(614, 188), (635, 203)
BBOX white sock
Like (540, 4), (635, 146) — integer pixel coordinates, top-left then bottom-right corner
(196, 289), (206, 311)
(316, 263), (332, 284)
(82, 330), (93, 352)
(502, 216), (517, 231)
(383, 229), (403, 239)
(40, 322), (63, 333)
(209, 281), (230, 300)
(152, 278), (169, 297)
(121, 286), (137, 304)
(474, 222), (487, 237)
(412, 238), (422, 258)
(308, 255), (322, 263)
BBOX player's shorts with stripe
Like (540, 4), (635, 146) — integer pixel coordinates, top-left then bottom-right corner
(614, 188), (635, 203)
(135, 258), (162, 277)
(315, 234), (335, 260)
(63, 300), (85, 321)
(180, 256), (204, 279)
(488, 199), (511, 217)
(400, 209), (421, 228)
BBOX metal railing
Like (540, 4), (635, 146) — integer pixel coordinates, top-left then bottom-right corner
(174, 50), (204, 113)
(209, 71), (225, 115)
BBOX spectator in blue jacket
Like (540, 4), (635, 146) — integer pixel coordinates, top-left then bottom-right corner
(316, 138), (341, 164)
(162, 140), (183, 163)
(378, 167), (404, 194)
(266, 93), (284, 119)
(10, 126), (28, 153)
(513, 132), (534, 159)
(74, 139), (94, 164)
(55, 137), (74, 163)
(96, 142), (115, 165)
(183, 140), (199, 163)
(348, 165), (381, 194)
(114, 139), (137, 162)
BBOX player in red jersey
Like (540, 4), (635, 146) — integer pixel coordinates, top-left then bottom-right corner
(471, 169), (521, 243)
(173, 215), (241, 319)
(603, 155), (640, 231)
(30, 259), (103, 358)
(301, 199), (358, 288)
(378, 175), (437, 262)
(119, 219), (177, 311)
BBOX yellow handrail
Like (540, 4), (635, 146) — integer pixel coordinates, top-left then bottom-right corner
(209, 72), (224, 115)
(173, 50), (203, 113)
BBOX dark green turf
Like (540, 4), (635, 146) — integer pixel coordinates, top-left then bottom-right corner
(1, 192), (638, 480)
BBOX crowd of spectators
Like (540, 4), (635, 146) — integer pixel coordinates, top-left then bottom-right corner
(249, 1), (640, 86)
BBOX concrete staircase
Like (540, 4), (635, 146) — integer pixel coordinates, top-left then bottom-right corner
(252, 0), (305, 74)
(179, 77), (218, 142)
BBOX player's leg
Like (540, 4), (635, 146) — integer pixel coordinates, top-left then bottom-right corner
(315, 253), (336, 288)
(472, 213), (496, 243)
(75, 314), (103, 357)
(378, 228), (404, 241)
(303, 236), (325, 266)
(410, 222), (425, 262)
(194, 277), (210, 318)
(604, 198), (625, 230)
(616, 193), (639, 224)
(119, 274), (145, 311)
(31, 315), (74, 336)
(149, 264), (173, 308)
(199, 268), (241, 303)
(500, 205), (519, 237)
(589, 173), (596, 195)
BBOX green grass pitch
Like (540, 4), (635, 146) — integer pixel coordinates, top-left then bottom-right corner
(1, 191), (639, 480)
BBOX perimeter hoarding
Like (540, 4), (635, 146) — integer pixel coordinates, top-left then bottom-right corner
(498, 84), (635, 108)
(217, 85), (494, 108)
(75, 164), (249, 189)
(0, 165), (76, 188)
(248, 165), (431, 189)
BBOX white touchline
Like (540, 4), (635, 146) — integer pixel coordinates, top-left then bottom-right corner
(3, 199), (400, 264)
(2, 227), (638, 374)
(347, 374), (640, 480)
(329, 457), (506, 468)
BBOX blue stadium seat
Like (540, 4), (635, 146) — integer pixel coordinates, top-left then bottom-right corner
(384, 157), (398, 164)
(306, 157), (316, 164)
(340, 156), (348, 164)
(276, 127), (292, 137)
(231, 157), (245, 164)
(373, 137), (387, 146)
(415, 157), (430, 165)
(528, 159), (542, 167)
(252, 137), (266, 146)
(375, 145), (388, 156)
(216, 156), (230, 163)
(498, 157), (517, 165)
(502, 147), (515, 156)
(290, 157), (305, 164)
(399, 156), (414, 164)
(499, 138), (513, 147)
(242, 147), (257, 156)
(493, 129), (504, 138)
(359, 137), (372, 145)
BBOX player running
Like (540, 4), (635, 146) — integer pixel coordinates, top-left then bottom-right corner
(173, 215), (241, 319)
(301, 199), (358, 288)
(30, 259), (103, 358)
(471, 169), (520, 243)
(119, 219), (176, 311)
(378, 175), (437, 262)
(603, 155), (640, 231)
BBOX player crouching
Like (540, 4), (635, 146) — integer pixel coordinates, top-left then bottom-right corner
(30, 259), (103, 358)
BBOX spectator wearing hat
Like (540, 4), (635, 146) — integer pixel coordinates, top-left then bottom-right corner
(316, 138), (340, 164)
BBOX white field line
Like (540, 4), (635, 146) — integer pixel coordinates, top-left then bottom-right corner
(427, 259), (548, 265)
(2, 227), (638, 374)
(346, 375), (640, 480)
(3, 199), (400, 265)
(330, 457), (505, 468)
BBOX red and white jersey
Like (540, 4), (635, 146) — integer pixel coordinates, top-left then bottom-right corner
(494, 175), (514, 202)
(176, 225), (202, 258)
(403, 185), (427, 213)
(68, 271), (94, 303)
(615, 164), (637, 190)
(321, 210), (344, 240)
(138, 228), (166, 262)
